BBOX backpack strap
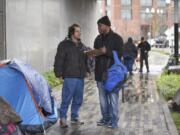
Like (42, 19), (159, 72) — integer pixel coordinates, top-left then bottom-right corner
(112, 51), (121, 65)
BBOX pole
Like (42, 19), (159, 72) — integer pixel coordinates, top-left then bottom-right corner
(122, 87), (124, 103)
(105, 0), (107, 15)
(2, 0), (6, 60)
(150, 14), (152, 41)
(4, 0), (6, 59)
(174, 0), (179, 65)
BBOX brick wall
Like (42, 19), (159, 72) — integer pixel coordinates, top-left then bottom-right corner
(106, 0), (174, 41)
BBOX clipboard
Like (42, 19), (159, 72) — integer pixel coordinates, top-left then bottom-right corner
(84, 49), (104, 56)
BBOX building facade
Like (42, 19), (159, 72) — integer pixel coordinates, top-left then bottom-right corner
(101, 0), (174, 41)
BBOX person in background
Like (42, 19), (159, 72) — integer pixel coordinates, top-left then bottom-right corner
(137, 37), (151, 73)
(123, 37), (138, 75)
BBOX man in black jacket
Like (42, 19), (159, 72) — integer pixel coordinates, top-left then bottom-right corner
(94, 16), (124, 129)
(54, 24), (88, 128)
(138, 37), (151, 73)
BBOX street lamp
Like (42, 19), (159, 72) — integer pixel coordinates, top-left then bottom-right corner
(146, 8), (155, 41)
(146, 7), (165, 42)
(146, 8), (151, 43)
(151, 8), (155, 14)
(157, 9), (163, 14)
(157, 9), (164, 35)
(145, 8), (149, 13)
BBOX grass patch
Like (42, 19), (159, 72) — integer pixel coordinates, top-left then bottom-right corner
(156, 73), (180, 100)
(42, 71), (63, 88)
(171, 112), (180, 134)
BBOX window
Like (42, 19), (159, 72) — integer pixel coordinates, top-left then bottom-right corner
(107, 10), (111, 18)
(106, 0), (111, 18)
(140, 11), (146, 20)
(140, 0), (152, 20)
(107, 0), (111, 6)
(121, 0), (131, 6)
(157, 0), (166, 7)
(140, 0), (152, 7)
(121, 9), (131, 20)
(140, 8), (152, 20)
(121, 0), (132, 20)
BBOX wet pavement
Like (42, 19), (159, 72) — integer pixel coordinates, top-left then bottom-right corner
(46, 50), (178, 135)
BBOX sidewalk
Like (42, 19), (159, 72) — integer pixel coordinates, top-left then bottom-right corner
(47, 51), (178, 135)
(48, 73), (178, 135)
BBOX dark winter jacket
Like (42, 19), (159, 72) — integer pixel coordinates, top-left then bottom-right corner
(138, 41), (151, 58)
(123, 40), (138, 58)
(94, 30), (124, 82)
(54, 38), (88, 78)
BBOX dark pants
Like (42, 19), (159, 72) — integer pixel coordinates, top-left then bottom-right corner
(140, 55), (149, 72)
(124, 57), (135, 73)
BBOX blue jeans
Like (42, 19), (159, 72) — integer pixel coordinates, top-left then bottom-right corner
(97, 82), (119, 126)
(124, 57), (135, 72)
(60, 78), (84, 120)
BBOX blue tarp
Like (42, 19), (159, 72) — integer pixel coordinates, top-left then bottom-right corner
(0, 65), (43, 125)
(10, 59), (52, 113)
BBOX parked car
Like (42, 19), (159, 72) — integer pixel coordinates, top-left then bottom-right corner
(154, 36), (169, 48)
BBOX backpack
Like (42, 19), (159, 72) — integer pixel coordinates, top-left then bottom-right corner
(103, 51), (128, 92)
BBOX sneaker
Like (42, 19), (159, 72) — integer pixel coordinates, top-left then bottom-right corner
(97, 119), (107, 126)
(71, 119), (84, 125)
(60, 119), (68, 128)
(139, 70), (142, 73)
(107, 123), (118, 129)
(129, 72), (133, 76)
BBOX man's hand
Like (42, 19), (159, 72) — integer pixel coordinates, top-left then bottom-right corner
(100, 46), (107, 54)
(86, 72), (91, 77)
(87, 53), (96, 58)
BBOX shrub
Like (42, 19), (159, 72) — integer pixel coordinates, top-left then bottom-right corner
(42, 71), (63, 88)
(157, 73), (180, 100)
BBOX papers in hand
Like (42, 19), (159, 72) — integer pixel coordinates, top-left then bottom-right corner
(84, 49), (104, 56)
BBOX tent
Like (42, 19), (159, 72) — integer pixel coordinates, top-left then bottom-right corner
(0, 59), (58, 134)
